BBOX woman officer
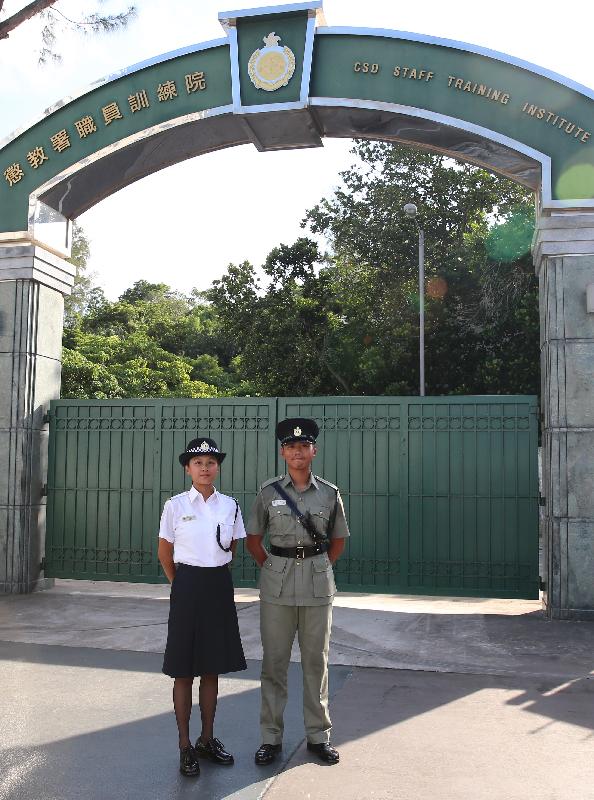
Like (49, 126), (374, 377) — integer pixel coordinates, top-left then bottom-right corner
(158, 437), (247, 777)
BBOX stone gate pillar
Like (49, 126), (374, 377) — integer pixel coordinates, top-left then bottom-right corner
(0, 243), (75, 593)
(534, 212), (594, 620)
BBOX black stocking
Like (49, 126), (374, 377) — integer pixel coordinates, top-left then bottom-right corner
(199, 674), (219, 743)
(173, 676), (194, 749)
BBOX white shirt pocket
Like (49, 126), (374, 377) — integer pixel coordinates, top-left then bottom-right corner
(217, 522), (234, 551)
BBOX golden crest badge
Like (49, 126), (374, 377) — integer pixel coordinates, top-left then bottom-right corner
(293, 426), (302, 436)
(247, 31), (296, 92)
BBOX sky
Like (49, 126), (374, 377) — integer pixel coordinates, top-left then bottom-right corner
(1, 0), (593, 298)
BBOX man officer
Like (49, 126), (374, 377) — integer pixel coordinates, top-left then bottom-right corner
(246, 417), (350, 765)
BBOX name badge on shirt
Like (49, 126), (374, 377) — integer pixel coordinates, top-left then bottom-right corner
(271, 499), (286, 507)
(181, 514), (197, 521)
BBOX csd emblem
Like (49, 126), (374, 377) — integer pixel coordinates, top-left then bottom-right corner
(248, 31), (296, 92)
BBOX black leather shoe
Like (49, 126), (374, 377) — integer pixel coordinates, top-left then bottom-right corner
(194, 736), (234, 765)
(307, 741), (340, 764)
(179, 745), (201, 776)
(255, 743), (282, 765)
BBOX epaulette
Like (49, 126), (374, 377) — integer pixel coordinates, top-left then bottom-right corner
(314, 475), (338, 491)
(260, 475), (284, 491)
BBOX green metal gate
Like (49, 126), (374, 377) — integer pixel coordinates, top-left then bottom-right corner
(46, 395), (540, 598)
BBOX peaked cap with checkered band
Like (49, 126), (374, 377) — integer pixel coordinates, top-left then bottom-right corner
(179, 437), (226, 466)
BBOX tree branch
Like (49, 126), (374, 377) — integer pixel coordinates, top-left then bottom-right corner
(320, 336), (351, 394)
(0, 0), (58, 39)
(323, 357), (351, 394)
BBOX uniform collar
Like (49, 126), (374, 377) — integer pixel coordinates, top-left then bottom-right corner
(188, 485), (218, 503)
(282, 472), (319, 490)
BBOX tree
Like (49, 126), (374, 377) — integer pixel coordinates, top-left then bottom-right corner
(0, 1), (136, 63)
(61, 329), (220, 399)
(303, 141), (539, 396)
(206, 144), (538, 398)
(64, 222), (107, 327)
(62, 279), (249, 399)
(207, 240), (348, 396)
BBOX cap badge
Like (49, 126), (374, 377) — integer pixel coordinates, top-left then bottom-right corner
(293, 426), (302, 436)
(199, 440), (210, 451)
(247, 31), (296, 92)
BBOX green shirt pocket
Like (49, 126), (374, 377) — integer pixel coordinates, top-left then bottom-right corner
(259, 554), (289, 597)
(312, 554), (336, 598)
(268, 504), (293, 538)
(310, 506), (332, 538)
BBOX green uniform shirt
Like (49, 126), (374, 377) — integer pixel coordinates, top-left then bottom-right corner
(247, 473), (350, 606)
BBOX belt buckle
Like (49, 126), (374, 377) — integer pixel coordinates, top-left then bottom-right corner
(295, 546), (305, 560)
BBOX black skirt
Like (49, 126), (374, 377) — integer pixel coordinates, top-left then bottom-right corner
(162, 564), (247, 678)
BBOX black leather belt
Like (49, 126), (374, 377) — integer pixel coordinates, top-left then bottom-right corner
(270, 543), (328, 559)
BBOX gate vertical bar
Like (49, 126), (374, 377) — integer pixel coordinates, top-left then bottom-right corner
(45, 404), (56, 576)
(397, 400), (408, 592)
(151, 401), (163, 580)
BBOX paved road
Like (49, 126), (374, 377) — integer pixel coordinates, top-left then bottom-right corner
(1, 582), (593, 800)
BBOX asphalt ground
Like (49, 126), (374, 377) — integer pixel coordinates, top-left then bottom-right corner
(1, 643), (350, 800)
(1, 582), (593, 800)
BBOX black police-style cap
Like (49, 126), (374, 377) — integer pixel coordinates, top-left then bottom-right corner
(179, 437), (226, 466)
(276, 418), (319, 445)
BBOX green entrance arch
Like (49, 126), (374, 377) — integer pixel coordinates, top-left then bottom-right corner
(1, 2), (593, 617)
(1, 2), (594, 242)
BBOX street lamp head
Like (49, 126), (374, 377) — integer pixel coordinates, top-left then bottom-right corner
(403, 203), (418, 219)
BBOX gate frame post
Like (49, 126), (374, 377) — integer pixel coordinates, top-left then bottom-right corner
(0, 243), (75, 593)
(534, 210), (594, 620)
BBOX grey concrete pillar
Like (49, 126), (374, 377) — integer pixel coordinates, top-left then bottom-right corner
(534, 213), (594, 620)
(0, 244), (75, 593)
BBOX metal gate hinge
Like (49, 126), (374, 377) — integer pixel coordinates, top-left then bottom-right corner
(41, 483), (48, 497)
(40, 557), (46, 571)
(539, 494), (546, 507)
(42, 411), (52, 424)
(539, 577), (546, 591)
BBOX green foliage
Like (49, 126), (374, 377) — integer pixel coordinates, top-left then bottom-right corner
(61, 328), (217, 399)
(61, 347), (120, 399)
(63, 143), (540, 400)
(62, 278), (245, 399)
(206, 240), (347, 395)
(205, 142), (539, 397)
(302, 142), (539, 396)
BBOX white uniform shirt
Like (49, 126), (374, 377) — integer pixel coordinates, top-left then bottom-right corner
(158, 485), (246, 567)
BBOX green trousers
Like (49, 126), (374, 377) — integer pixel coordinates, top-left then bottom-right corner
(260, 600), (333, 745)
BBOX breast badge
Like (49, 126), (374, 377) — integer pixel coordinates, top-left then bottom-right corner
(248, 32), (296, 92)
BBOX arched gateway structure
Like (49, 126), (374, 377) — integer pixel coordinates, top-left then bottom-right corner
(1, 2), (593, 618)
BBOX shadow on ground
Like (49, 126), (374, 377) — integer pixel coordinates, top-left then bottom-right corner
(0, 645), (349, 800)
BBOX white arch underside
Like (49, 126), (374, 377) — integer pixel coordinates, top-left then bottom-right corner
(23, 98), (581, 244)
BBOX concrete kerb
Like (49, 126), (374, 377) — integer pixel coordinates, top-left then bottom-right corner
(2, 581), (593, 680)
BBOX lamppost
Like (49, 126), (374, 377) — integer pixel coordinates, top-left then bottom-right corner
(403, 203), (425, 396)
